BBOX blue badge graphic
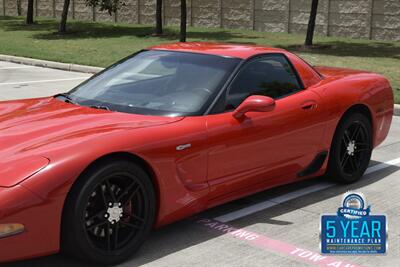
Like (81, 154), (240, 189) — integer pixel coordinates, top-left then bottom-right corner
(320, 191), (387, 254)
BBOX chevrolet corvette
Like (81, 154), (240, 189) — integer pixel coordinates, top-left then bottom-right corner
(0, 43), (393, 264)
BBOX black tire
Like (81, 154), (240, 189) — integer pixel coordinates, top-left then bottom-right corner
(326, 112), (372, 183)
(61, 159), (156, 265)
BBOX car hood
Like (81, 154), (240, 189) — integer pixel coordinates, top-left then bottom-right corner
(0, 97), (183, 159)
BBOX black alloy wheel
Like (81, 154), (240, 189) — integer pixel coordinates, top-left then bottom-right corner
(84, 174), (148, 252)
(327, 112), (372, 183)
(62, 159), (156, 265)
(339, 121), (370, 175)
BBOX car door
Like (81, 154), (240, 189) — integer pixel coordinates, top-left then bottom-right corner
(205, 54), (326, 198)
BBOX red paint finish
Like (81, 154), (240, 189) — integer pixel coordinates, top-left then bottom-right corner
(150, 42), (285, 59)
(205, 89), (327, 204)
(0, 156), (49, 188)
(0, 43), (393, 262)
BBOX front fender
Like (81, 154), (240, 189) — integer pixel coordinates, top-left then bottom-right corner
(0, 156), (49, 188)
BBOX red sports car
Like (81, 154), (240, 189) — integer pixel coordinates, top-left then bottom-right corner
(0, 43), (393, 264)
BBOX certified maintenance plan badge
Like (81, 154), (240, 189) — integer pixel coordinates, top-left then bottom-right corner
(320, 192), (387, 254)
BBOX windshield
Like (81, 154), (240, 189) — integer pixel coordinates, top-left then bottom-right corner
(63, 50), (240, 116)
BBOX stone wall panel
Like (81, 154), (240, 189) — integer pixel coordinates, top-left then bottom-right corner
(192, 17), (220, 28)
(372, 14), (400, 30)
(192, 0), (218, 8)
(255, 21), (287, 33)
(290, 23), (325, 35)
(290, 11), (327, 25)
(95, 8), (114, 22)
(329, 0), (370, 14)
(255, 10), (287, 23)
(329, 25), (369, 38)
(2, 0), (399, 41)
(371, 27), (400, 41)
(290, 0), (328, 13)
(255, 0), (288, 11)
(5, 0), (18, 16)
(222, 8), (251, 22)
(20, 0), (28, 15)
(73, 1), (93, 21)
(165, 0), (180, 8)
(222, 0), (251, 10)
(37, 0), (53, 18)
(373, 0), (400, 15)
(223, 19), (251, 30)
(329, 13), (369, 28)
(118, 4), (138, 23)
(191, 6), (219, 27)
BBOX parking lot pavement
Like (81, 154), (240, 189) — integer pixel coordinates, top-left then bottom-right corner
(0, 61), (89, 100)
(1, 62), (400, 267)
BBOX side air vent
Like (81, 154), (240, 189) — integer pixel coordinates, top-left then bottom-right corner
(298, 151), (328, 177)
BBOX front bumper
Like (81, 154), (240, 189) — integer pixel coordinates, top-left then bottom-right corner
(0, 185), (59, 262)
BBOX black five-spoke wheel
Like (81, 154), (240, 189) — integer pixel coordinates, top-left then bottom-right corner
(84, 174), (148, 252)
(327, 112), (372, 183)
(62, 159), (156, 265)
(339, 121), (370, 175)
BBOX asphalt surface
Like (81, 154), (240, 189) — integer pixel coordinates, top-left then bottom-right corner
(0, 61), (399, 267)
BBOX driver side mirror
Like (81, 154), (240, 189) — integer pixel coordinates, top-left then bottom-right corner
(233, 95), (275, 119)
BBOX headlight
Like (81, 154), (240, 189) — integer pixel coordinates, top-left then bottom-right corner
(0, 223), (24, 239)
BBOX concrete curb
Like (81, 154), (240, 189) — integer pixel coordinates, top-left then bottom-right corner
(1, 54), (400, 117)
(0, 54), (104, 74)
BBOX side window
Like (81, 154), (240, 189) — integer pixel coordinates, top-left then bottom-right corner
(225, 54), (302, 110)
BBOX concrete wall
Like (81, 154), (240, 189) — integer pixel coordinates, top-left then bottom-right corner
(2, 0), (399, 41)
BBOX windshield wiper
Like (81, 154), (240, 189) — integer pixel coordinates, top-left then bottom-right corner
(55, 93), (76, 105)
(56, 93), (112, 111)
(90, 105), (111, 111)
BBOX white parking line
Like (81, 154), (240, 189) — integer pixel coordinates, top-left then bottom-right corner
(364, 157), (400, 175)
(214, 183), (334, 223)
(0, 66), (34, 70)
(0, 77), (88, 86)
(214, 157), (400, 223)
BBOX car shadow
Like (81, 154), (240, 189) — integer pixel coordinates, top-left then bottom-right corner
(6, 160), (399, 267)
(0, 17), (258, 44)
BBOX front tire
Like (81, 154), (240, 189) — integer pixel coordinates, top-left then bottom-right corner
(326, 112), (372, 183)
(61, 159), (156, 265)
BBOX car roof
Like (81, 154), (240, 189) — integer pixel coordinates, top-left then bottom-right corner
(148, 42), (287, 59)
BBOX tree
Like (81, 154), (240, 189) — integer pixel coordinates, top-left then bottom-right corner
(87, 0), (124, 15)
(59, 0), (71, 33)
(59, 0), (124, 34)
(155, 0), (163, 35)
(26, 0), (34, 25)
(304, 0), (319, 47)
(17, 0), (22, 16)
(180, 0), (186, 42)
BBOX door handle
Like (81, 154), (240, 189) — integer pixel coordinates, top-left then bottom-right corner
(301, 101), (317, 110)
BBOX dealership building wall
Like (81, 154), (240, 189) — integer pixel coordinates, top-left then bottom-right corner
(2, 0), (399, 41)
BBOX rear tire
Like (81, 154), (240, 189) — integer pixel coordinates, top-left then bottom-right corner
(326, 112), (372, 183)
(61, 159), (156, 265)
